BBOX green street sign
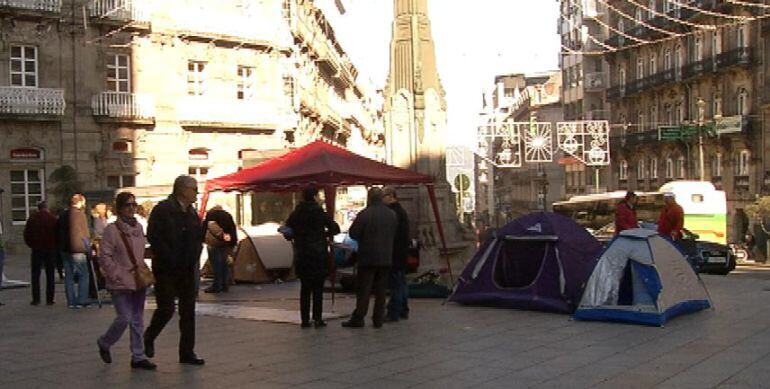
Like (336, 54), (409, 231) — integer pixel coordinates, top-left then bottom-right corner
(658, 126), (681, 140)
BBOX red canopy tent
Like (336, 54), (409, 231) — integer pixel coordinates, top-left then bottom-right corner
(200, 140), (453, 279)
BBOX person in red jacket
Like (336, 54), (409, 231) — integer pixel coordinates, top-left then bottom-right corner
(614, 191), (639, 235)
(23, 201), (59, 306)
(658, 192), (684, 240)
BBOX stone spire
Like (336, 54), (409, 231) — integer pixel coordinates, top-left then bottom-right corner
(384, 0), (447, 180)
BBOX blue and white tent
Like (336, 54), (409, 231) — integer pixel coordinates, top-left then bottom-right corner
(574, 229), (711, 326)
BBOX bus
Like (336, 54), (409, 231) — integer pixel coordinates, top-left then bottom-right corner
(553, 181), (727, 244)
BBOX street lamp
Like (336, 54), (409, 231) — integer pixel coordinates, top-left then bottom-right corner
(697, 98), (706, 181)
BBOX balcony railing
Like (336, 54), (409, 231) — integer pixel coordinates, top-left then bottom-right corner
(91, 92), (154, 120)
(0, 0), (61, 13)
(173, 1), (286, 45)
(177, 97), (284, 129)
(0, 86), (65, 116)
(89, 0), (150, 24)
(716, 47), (752, 69)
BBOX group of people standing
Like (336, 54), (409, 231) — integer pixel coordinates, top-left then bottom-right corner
(615, 190), (684, 239)
(284, 186), (411, 329)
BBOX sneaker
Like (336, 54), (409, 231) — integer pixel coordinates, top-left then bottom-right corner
(97, 341), (112, 364)
(131, 359), (157, 370)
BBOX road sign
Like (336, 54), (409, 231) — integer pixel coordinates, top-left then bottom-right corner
(658, 126), (681, 141)
(454, 174), (471, 192)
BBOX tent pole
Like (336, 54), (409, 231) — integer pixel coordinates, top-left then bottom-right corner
(198, 185), (211, 219)
(323, 185), (337, 311)
(426, 185), (454, 287)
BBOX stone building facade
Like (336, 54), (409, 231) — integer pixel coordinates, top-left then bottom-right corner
(558, 0), (611, 196)
(475, 72), (565, 227)
(0, 0), (384, 250)
(602, 1), (767, 242)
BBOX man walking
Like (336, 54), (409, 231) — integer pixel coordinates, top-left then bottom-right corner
(144, 176), (205, 365)
(24, 201), (58, 305)
(341, 188), (397, 329)
(383, 187), (410, 322)
(57, 194), (92, 308)
(658, 192), (684, 240)
(614, 191), (638, 235)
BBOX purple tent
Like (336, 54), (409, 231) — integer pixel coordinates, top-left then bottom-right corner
(450, 212), (602, 313)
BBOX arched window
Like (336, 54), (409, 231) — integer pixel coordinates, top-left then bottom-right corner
(637, 57), (644, 80)
(665, 104), (673, 125)
(619, 66), (626, 92)
(677, 156), (686, 178)
(619, 114), (628, 137)
(737, 23), (747, 48)
(638, 112), (645, 132)
(635, 8), (644, 23)
(637, 159), (646, 180)
(712, 30), (721, 56)
(650, 105), (658, 129)
(738, 149), (750, 176)
(737, 88), (748, 115)
(665, 158), (674, 178)
(618, 19), (625, 34)
(648, 0), (656, 19)
(674, 45), (682, 74)
(712, 94), (722, 118)
(650, 53), (657, 75)
(650, 158), (658, 179)
(664, 48), (672, 70)
(694, 36), (702, 61)
(710, 153), (722, 178)
(619, 160), (628, 180)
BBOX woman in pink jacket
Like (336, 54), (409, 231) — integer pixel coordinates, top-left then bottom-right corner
(96, 192), (156, 370)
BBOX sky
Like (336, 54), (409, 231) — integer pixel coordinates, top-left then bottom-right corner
(319, 0), (561, 147)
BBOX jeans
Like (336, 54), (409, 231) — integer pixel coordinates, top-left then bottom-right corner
(98, 289), (148, 362)
(208, 246), (229, 291)
(31, 250), (56, 304)
(299, 277), (324, 324)
(387, 270), (409, 320)
(145, 271), (197, 358)
(63, 252), (90, 306)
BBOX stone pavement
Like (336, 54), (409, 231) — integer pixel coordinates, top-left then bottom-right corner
(2, 254), (770, 389)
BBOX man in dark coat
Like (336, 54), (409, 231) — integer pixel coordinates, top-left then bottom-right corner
(285, 187), (340, 328)
(144, 175), (205, 366)
(383, 186), (410, 322)
(24, 201), (58, 305)
(202, 206), (237, 293)
(342, 187), (397, 329)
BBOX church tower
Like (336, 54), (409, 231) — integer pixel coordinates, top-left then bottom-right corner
(384, 0), (447, 180)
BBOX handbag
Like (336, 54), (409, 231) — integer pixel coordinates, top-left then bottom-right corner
(205, 221), (226, 247)
(117, 227), (155, 289)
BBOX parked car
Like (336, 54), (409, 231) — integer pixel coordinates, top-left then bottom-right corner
(589, 223), (735, 275)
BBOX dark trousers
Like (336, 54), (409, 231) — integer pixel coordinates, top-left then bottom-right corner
(387, 270), (409, 320)
(31, 249), (56, 304)
(145, 271), (197, 358)
(299, 277), (325, 324)
(352, 266), (390, 325)
(208, 246), (229, 292)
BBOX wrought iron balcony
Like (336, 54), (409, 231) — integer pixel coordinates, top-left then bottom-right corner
(716, 47), (753, 69)
(0, 0), (61, 13)
(89, 0), (150, 25)
(91, 92), (154, 120)
(0, 86), (65, 116)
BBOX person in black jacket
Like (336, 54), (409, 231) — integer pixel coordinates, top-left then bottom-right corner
(144, 175), (205, 366)
(285, 187), (340, 328)
(202, 206), (237, 294)
(383, 187), (410, 322)
(341, 187), (397, 329)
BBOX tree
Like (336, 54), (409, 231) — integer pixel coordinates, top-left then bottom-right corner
(745, 196), (770, 235)
(48, 165), (83, 212)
